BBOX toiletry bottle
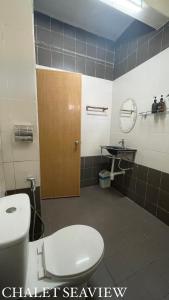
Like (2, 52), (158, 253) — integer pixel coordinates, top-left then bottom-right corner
(159, 95), (166, 112)
(152, 97), (158, 113)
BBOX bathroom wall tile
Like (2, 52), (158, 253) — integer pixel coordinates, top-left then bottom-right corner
(0, 163), (6, 196)
(84, 168), (92, 180)
(81, 157), (85, 169)
(64, 23), (76, 38)
(106, 50), (114, 63)
(35, 12), (114, 81)
(85, 59), (95, 77)
(127, 51), (137, 72)
(97, 37), (106, 49)
(127, 39), (137, 57)
(14, 160), (40, 189)
(97, 47), (106, 61)
(147, 168), (161, 187)
(114, 22), (169, 79)
(158, 189), (169, 212)
(87, 44), (96, 58)
(64, 36), (75, 52)
(0, 99), (37, 131)
(76, 28), (87, 42)
(105, 64), (114, 81)
(136, 165), (148, 182)
(50, 31), (64, 49)
(12, 137), (39, 162)
(95, 63), (105, 79)
(157, 207), (169, 226)
(145, 202), (157, 216)
(34, 11), (38, 26)
(149, 30), (163, 59)
(118, 60), (127, 77)
(160, 172), (169, 193)
(106, 39), (115, 51)
(38, 47), (51, 67)
(86, 32), (97, 46)
(137, 41), (149, 65)
(162, 25), (169, 50)
(1, 130), (13, 162)
(0, 134), (2, 163)
(63, 54), (75, 72)
(84, 156), (94, 169)
(2, 26), (36, 101)
(35, 46), (38, 65)
(76, 40), (86, 55)
(136, 179), (147, 201)
(51, 51), (64, 69)
(146, 184), (159, 206)
(37, 27), (51, 47)
(36, 12), (50, 30)
(76, 55), (85, 74)
(3, 162), (15, 190)
(119, 44), (128, 62)
(51, 19), (64, 34)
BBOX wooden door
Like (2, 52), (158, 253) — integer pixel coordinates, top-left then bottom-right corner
(36, 69), (81, 199)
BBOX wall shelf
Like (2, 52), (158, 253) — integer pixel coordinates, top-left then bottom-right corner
(86, 105), (108, 112)
(139, 109), (169, 118)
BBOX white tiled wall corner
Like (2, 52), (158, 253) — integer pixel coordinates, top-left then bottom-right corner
(81, 75), (113, 156)
(111, 47), (169, 173)
(0, 0), (40, 191)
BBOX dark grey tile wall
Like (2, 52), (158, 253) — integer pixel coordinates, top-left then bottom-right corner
(113, 160), (169, 227)
(34, 12), (115, 81)
(7, 187), (42, 241)
(114, 22), (169, 79)
(80, 156), (111, 187)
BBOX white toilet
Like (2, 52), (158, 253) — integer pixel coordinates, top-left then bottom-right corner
(0, 194), (104, 296)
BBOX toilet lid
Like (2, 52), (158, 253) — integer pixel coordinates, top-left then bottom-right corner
(43, 225), (104, 278)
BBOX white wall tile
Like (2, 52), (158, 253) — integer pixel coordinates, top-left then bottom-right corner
(0, 133), (3, 163)
(0, 163), (6, 196)
(0, 0), (40, 190)
(81, 75), (113, 156)
(111, 47), (169, 173)
(3, 162), (15, 190)
(14, 160), (40, 189)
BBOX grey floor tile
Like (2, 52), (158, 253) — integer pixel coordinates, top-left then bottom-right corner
(120, 259), (169, 300)
(88, 261), (115, 287)
(120, 275), (156, 300)
(41, 185), (169, 299)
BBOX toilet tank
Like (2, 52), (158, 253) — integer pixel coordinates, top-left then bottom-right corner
(0, 194), (31, 292)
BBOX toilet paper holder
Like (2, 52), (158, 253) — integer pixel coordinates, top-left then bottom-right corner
(14, 125), (33, 142)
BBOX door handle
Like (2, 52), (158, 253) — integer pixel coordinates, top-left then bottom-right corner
(74, 140), (80, 145)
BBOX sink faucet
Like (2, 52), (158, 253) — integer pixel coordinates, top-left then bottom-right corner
(119, 139), (125, 148)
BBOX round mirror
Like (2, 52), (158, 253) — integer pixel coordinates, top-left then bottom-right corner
(120, 99), (137, 133)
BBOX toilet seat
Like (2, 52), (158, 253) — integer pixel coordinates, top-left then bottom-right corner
(43, 225), (104, 279)
(25, 225), (104, 295)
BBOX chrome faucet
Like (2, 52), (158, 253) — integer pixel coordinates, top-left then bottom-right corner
(119, 139), (125, 148)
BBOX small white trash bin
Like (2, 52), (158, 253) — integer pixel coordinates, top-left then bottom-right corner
(99, 170), (111, 188)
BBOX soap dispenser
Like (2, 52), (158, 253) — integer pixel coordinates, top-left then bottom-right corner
(158, 95), (166, 113)
(152, 97), (158, 113)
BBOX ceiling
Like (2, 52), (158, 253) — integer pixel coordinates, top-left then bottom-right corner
(34, 0), (169, 41)
(34, 0), (134, 41)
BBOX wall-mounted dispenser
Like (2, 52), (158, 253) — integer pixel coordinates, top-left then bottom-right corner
(14, 125), (33, 142)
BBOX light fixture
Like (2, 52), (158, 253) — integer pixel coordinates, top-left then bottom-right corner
(100, 0), (143, 14)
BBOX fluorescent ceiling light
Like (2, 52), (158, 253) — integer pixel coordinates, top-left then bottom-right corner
(100, 0), (143, 14)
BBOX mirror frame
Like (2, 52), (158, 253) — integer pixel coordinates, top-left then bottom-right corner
(120, 98), (137, 133)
